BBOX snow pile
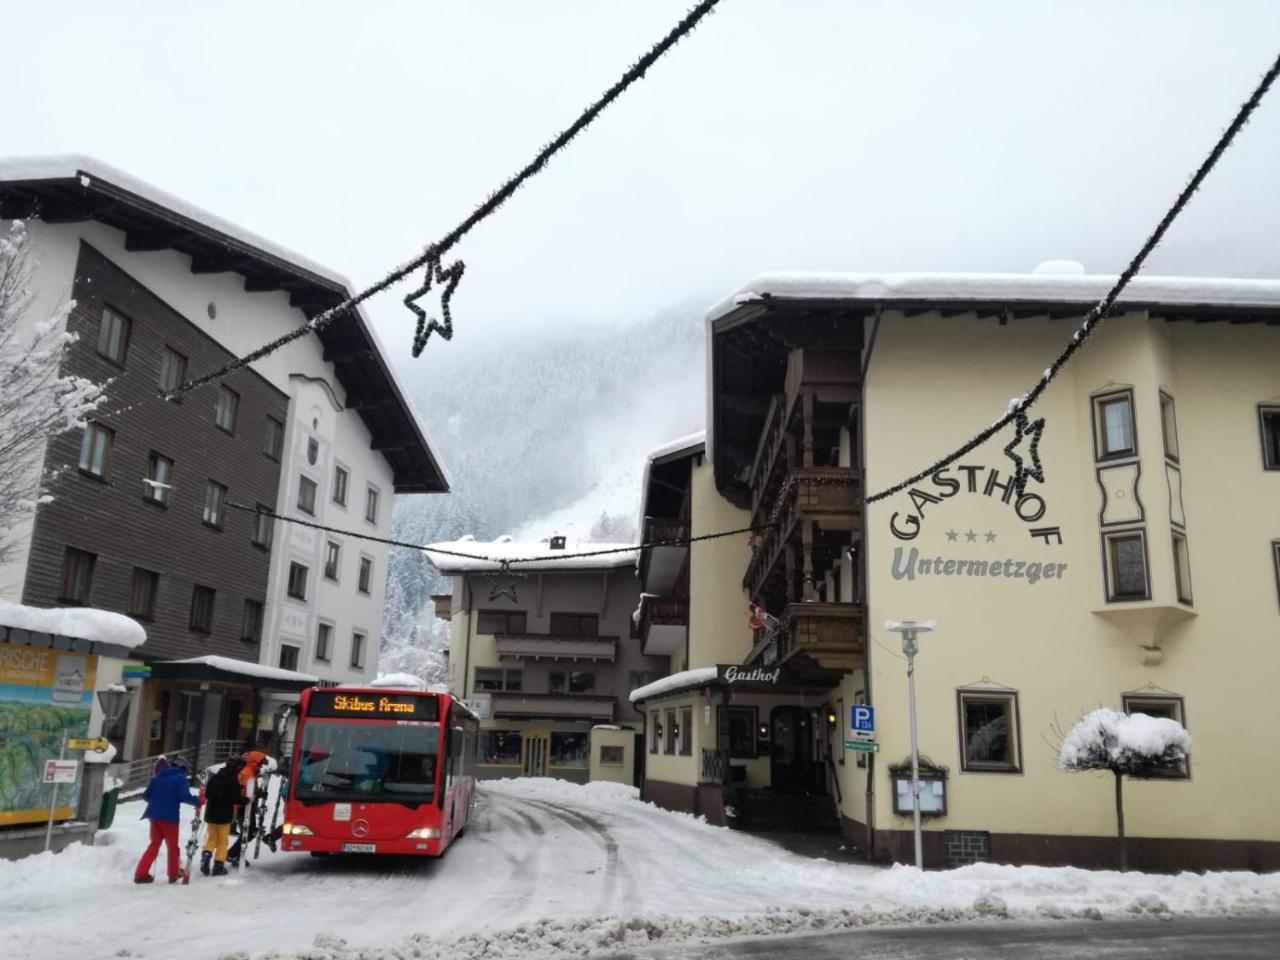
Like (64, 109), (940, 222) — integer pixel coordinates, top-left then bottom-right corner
(1059, 708), (1191, 771)
(0, 599), (146, 649)
(485, 776), (641, 809)
(629, 666), (717, 703)
(84, 741), (117, 764)
(368, 672), (427, 690)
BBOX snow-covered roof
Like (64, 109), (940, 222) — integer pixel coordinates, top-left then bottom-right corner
(0, 154), (449, 495)
(0, 599), (146, 649)
(707, 270), (1280, 323)
(635, 431), (705, 544)
(369, 672), (428, 691)
(425, 537), (638, 573)
(629, 666), (718, 703)
(158, 655), (318, 685)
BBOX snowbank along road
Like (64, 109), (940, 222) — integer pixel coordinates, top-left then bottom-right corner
(2, 778), (1279, 960)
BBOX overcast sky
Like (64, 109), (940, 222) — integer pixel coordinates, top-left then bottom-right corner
(7, 1), (1280, 362)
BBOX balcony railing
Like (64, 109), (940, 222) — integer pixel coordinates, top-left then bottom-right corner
(495, 633), (617, 662)
(489, 692), (617, 721)
(639, 517), (691, 592)
(765, 602), (863, 673)
(637, 596), (689, 656)
(643, 517), (690, 545)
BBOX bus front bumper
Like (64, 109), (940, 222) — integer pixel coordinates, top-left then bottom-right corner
(282, 835), (444, 856)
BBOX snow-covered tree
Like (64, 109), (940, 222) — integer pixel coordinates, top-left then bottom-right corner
(1057, 707), (1191, 871)
(0, 221), (104, 564)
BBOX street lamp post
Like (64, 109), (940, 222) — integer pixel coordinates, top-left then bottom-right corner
(884, 619), (937, 870)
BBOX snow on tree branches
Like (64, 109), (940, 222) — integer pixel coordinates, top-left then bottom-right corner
(1058, 707), (1191, 776)
(0, 220), (105, 563)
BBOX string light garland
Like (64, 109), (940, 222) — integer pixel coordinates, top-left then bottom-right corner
(1001, 410), (1045, 497)
(483, 562), (527, 603)
(151, 0), (725, 403)
(865, 49), (1280, 505)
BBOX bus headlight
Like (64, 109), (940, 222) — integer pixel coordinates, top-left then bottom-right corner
(283, 822), (314, 836)
(405, 826), (441, 839)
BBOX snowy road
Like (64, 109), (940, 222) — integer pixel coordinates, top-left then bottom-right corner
(3, 779), (1279, 960)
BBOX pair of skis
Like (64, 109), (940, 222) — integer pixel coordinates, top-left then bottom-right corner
(179, 773), (208, 885)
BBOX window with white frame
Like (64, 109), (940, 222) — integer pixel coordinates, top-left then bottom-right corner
(202, 481), (226, 528)
(365, 485), (380, 524)
(324, 541), (341, 581)
(358, 556), (373, 594)
(474, 668), (521, 692)
(315, 621), (333, 662)
(297, 475), (317, 515)
(287, 562), (308, 601)
(1159, 392), (1179, 461)
(332, 465), (349, 506)
(1093, 390), (1136, 460)
(278, 644), (300, 671)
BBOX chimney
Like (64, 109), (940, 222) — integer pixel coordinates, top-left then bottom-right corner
(550, 535), (567, 550)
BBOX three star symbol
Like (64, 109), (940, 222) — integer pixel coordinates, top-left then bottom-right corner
(404, 256), (466, 357)
(1002, 409), (1046, 497)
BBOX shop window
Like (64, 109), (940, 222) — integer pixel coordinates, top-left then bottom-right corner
(479, 730), (522, 765)
(650, 711), (661, 754)
(297, 475), (317, 515)
(477, 610), (527, 635)
(1172, 533), (1193, 605)
(252, 503), (273, 548)
(664, 708), (677, 754)
(129, 568), (159, 620)
(600, 745), (625, 766)
(214, 385), (239, 433)
(278, 644), (300, 671)
(1092, 390), (1136, 460)
(550, 732), (588, 768)
(157, 346), (186, 397)
(60, 548), (96, 604)
(202, 480), (227, 528)
(549, 612), (599, 637)
(1159, 392), (1179, 461)
(190, 585), (216, 633)
(957, 690), (1021, 773)
(332, 465), (349, 506)
(358, 556), (373, 594)
(145, 452), (173, 505)
(264, 416), (284, 460)
(550, 670), (595, 695)
(97, 305), (130, 365)
(1122, 695), (1189, 779)
(679, 706), (692, 756)
(324, 541), (341, 581)
(1260, 406), (1280, 470)
(474, 668), (521, 692)
(287, 562), (309, 601)
(1104, 529), (1150, 601)
(78, 423), (113, 479)
(718, 706), (757, 759)
(241, 600), (263, 643)
(315, 622), (333, 662)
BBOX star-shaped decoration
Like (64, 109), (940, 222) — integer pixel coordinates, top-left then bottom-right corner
(483, 560), (527, 603)
(945, 529), (958, 542)
(985, 530), (998, 543)
(1002, 409), (1046, 497)
(404, 256), (466, 357)
(965, 529), (978, 543)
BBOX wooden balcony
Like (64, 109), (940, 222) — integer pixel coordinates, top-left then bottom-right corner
(748, 602), (863, 673)
(639, 517), (690, 594)
(638, 596), (689, 657)
(494, 633), (617, 663)
(489, 692), (616, 721)
(743, 466), (860, 603)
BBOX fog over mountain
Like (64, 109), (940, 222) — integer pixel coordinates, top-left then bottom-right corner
(379, 302), (705, 677)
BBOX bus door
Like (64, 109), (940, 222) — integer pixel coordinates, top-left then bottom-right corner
(523, 732), (548, 777)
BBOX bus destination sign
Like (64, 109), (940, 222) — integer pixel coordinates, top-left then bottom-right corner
(308, 690), (439, 721)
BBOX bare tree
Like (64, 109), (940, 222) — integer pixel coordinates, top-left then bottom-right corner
(0, 220), (105, 564)
(1055, 707), (1190, 871)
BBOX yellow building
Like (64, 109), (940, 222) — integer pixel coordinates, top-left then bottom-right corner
(633, 270), (1280, 870)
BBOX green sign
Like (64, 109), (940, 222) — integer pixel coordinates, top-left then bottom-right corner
(844, 739), (880, 752)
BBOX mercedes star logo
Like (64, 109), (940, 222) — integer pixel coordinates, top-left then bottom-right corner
(351, 819), (370, 838)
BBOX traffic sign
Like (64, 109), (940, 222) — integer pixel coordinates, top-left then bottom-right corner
(844, 740), (880, 753)
(67, 737), (109, 751)
(42, 760), (78, 784)
(850, 704), (875, 733)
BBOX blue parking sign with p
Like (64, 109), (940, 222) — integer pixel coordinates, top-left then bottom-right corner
(851, 705), (875, 733)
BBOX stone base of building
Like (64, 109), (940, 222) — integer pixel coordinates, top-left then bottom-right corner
(642, 779), (727, 826)
(842, 816), (1280, 872)
(0, 820), (97, 860)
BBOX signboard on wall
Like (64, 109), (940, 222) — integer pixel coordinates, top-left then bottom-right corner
(462, 698), (491, 719)
(0, 641), (98, 825)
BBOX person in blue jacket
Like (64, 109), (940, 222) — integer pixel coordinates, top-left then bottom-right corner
(134, 756), (200, 884)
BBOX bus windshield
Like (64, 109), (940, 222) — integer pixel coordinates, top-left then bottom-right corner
(294, 720), (439, 805)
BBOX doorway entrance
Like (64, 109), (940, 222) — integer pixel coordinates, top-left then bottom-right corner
(523, 732), (549, 777)
(770, 706), (815, 791)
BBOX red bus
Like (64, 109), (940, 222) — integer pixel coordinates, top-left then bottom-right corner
(280, 686), (478, 857)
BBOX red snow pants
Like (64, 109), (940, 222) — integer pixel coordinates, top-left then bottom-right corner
(136, 819), (181, 881)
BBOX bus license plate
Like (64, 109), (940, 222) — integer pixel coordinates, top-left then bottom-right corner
(341, 843), (376, 853)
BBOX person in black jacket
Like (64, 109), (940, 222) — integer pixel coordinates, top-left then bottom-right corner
(200, 764), (240, 876)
